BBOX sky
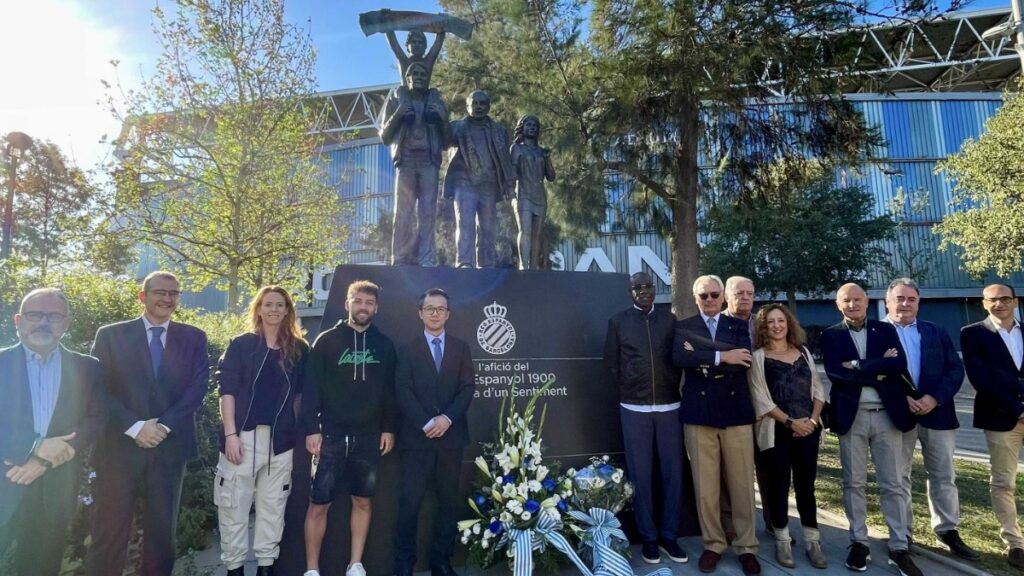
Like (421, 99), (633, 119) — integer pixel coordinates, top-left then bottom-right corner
(0, 0), (1011, 173)
(0, 0), (439, 172)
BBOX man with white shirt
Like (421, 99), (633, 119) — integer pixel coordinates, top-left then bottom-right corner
(884, 278), (978, 561)
(393, 288), (475, 576)
(603, 272), (686, 564)
(961, 283), (1024, 570)
(86, 271), (209, 576)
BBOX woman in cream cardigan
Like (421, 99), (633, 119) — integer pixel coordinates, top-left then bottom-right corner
(748, 304), (827, 569)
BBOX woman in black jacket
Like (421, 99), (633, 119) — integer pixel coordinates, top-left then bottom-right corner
(214, 286), (308, 576)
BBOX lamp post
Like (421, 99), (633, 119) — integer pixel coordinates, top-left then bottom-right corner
(2, 131), (33, 260)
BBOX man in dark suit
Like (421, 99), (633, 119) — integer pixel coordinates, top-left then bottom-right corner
(0, 288), (105, 576)
(393, 288), (475, 576)
(821, 283), (918, 576)
(85, 271), (209, 576)
(960, 283), (1024, 570)
(673, 274), (760, 575)
(883, 278), (978, 561)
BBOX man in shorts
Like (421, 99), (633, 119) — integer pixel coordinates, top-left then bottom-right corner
(301, 280), (397, 576)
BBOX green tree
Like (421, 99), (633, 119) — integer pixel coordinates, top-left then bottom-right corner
(104, 0), (345, 308)
(435, 0), (952, 314)
(701, 162), (895, 310)
(936, 80), (1024, 278)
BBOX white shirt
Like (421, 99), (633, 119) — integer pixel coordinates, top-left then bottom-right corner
(421, 330), (451, 428)
(994, 318), (1023, 371)
(126, 316), (173, 439)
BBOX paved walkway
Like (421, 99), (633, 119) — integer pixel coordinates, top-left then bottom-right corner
(181, 501), (982, 576)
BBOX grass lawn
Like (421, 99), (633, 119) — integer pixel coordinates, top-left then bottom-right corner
(815, 432), (1024, 576)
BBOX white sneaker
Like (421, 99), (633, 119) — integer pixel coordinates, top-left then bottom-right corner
(304, 571), (321, 576)
(346, 563), (367, 576)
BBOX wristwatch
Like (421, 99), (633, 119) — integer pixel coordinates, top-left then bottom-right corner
(849, 359), (860, 369)
(784, 417), (794, 429)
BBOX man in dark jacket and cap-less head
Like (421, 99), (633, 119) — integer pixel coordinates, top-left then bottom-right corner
(603, 272), (687, 565)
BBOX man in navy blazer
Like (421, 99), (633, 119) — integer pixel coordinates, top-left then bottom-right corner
(85, 271), (209, 576)
(821, 283), (918, 575)
(673, 274), (760, 575)
(0, 288), (105, 576)
(883, 278), (978, 562)
(960, 283), (1024, 570)
(393, 288), (475, 576)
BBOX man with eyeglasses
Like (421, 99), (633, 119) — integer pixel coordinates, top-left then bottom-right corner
(0, 288), (104, 576)
(883, 278), (977, 562)
(821, 283), (917, 576)
(603, 272), (686, 564)
(960, 283), (1024, 570)
(673, 275), (760, 575)
(86, 271), (209, 576)
(393, 288), (475, 576)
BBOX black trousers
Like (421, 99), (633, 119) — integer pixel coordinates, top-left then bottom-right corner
(0, 472), (77, 576)
(393, 448), (463, 570)
(620, 407), (683, 542)
(85, 451), (186, 576)
(764, 423), (820, 530)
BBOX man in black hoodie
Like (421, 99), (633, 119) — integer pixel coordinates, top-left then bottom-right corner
(301, 280), (397, 576)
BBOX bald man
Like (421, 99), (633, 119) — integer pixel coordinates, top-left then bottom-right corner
(821, 283), (918, 576)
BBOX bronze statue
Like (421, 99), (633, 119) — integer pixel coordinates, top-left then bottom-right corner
(510, 115), (555, 270)
(443, 91), (515, 268)
(386, 30), (445, 87)
(380, 62), (450, 266)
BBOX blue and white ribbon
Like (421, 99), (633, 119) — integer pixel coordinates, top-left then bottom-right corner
(569, 507), (672, 576)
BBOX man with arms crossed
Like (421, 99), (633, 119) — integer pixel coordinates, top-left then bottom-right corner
(820, 283), (917, 576)
(393, 288), (475, 576)
(960, 283), (1024, 570)
(301, 280), (397, 576)
(0, 288), (104, 576)
(86, 271), (209, 576)
(883, 278), (978, 561)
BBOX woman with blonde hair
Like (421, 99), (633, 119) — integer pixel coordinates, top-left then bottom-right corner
(748, 303), (827, 569)
(214, 286), (309, 576)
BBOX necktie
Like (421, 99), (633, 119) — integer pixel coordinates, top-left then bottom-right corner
(150, 326), (165, 375)
(707, 317), (717, 341)
(432, 337), (443, 372)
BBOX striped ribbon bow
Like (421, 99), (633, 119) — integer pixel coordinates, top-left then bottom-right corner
(569, 507), (673, 576)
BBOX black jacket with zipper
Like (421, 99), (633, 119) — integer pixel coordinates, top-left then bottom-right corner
(603, 306), (681, 405)
(300, 320), (397, 438)
(215, 332), (308, 455)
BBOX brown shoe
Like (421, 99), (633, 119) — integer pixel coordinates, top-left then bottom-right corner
(739, 553), (761, 575)
(698, 550), (722, 573)
(1009, 548), (1024, 570)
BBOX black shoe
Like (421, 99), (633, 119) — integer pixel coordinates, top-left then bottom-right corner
(395, 567), (414, 576)
(1009, 547), (1024, 570)
(888, 549), (923, 576)
(658, 538), (688, 563)
(938, 530), (980, 561)
(226, 568), (244, 576)
(256, 566), (274, 576)
(641, 541), (661, 564)
(431, 564), (458, 576)
(845, 542), (870, 572)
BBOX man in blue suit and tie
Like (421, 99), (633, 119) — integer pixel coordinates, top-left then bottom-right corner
(821, 282), (918, 576)
(0, 288), (105, 576)
(393, 288), (475, 576)
(960, 283), (1024, 570)
(883, 278), (978, 562)
(85, 271), (209, 576)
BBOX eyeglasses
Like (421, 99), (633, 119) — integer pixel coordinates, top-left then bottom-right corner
(631, 283), (654, 291)
(22, 311), (67, 323)
(697, 292), (721, 300)
(984, 296), (1017, 305)
(148, 290), (181, 299)
(422, 306), (449, 315)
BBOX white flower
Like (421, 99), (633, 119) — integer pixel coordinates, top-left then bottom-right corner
(517, 483), (529, 498)
(593, 478), (606, 488)
(458, 519), (481, 532)
(612, 471), (623, 484)
(472, 524), (481, 535)
(540, 495), (559, 508)
(461, 536), (469, 545)
(535, 465), (549, 481)
(566, 468), (577, 478)
(500, 511), (513, 522)
(482, 539), (490, 549)
(520, 511), (532, 521)
(528, 480), (542, 493)
(602, 455), (610, 462)
(475, 456), (490, 478)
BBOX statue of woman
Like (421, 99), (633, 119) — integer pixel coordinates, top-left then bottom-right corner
(510, 115), (555, 270)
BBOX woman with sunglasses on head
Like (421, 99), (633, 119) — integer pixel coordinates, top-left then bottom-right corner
(214, 286), (309, 576)
(748, 304), (827, 570)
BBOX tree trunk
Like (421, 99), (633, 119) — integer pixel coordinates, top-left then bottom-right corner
(228, 262), (240, 311)
(671, 97), (702, 318)
(787, 290), (797, 313)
